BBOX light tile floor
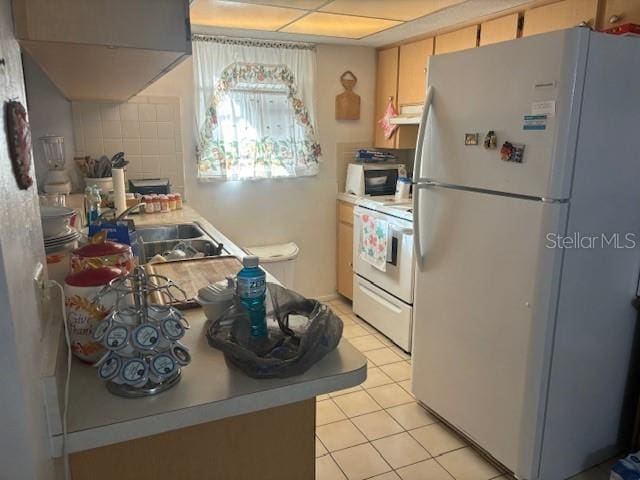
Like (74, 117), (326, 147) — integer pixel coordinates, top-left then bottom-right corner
(318, 298), (615, 480)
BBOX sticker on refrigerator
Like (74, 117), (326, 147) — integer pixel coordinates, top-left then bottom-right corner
(532, 100), (556, 117)
(523, 115), (547, 130)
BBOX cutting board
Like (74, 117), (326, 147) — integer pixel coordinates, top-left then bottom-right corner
(144, 255), (242, 308)
(335, 71), (360, 120)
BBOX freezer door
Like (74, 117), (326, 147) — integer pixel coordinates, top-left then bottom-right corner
(418, 28), (589, 199)
(411, 184), (567, 478)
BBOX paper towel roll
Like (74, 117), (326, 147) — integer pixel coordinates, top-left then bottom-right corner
(113, 168), (127, 216)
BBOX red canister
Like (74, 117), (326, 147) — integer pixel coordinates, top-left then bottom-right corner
(71, 238), (134, 274)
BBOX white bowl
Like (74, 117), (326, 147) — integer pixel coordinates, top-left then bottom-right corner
(40, 206), (75, 238)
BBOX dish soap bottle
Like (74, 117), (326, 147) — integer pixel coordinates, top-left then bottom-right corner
(236, 255), (267, 340)
(85, 186), (102, 225)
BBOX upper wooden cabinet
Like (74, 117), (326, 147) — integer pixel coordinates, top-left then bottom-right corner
(480, 13), (520, 46)
(599, 0), (640, 29)
(434, 25), (479, 55)
(398, 37), (434, 106)
(373, 47), (418, 149)
(374, 47), (399, 149)
(522, 0), (598, 37)
(13, 0), (191, 101)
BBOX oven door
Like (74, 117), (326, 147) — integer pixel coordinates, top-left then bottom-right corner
(363, 168), (399, 196)
(353, 206), (414, 303)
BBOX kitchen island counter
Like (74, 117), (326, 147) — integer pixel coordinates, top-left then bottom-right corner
(45, 203), (367, 462)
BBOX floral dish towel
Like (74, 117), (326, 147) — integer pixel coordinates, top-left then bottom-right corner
(359, 213), (389, 272)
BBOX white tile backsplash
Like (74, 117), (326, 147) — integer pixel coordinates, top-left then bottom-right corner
(72, 95), (184, 189)
(140, 139), (159, 155)
(100, 104), (120, 122)
(157, 122), (174, 138)
(103, 139), (123, 154)
(121, 121), (141, 138)
(119, 104), (139, 121)
(139, 104), (157, 122)
(156, 104), (174, 122)
(140, 122), (158, 139)
(83, 122), (102, 139)
(122, 139), (140, 155)
(101, 121), (122, 138)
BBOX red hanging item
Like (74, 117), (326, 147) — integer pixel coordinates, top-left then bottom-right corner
(378, 98), (399, 140)
(5, 100), (33, 190)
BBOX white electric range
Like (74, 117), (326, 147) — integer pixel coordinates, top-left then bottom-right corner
(352, 196), (414, 352)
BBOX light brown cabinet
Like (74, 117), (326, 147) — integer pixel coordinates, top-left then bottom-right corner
(398, 37), (434, 106)
(374, 47), (419, 149)
(374, 47), (399, 149)
(13, 0), (191, 101)
(434, 25), (479, 55)
(480, 13), (520, 46)
(599, 0), (640, 29)
(70, 399), (314, 480)
(522, 0), (598, 37)
(337, 200), (354, 300)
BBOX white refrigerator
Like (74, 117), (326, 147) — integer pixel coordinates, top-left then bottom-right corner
(411, 28), (640, 480)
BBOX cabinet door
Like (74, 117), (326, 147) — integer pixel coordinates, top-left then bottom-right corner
(398, 38), (434, 106)
(434, 25), (479, 55)
(337, 201), (354, 300)
(374, 47), (399, 149)
(599, 0), (640, 29)
(522, 0), (598, 37)
(480, 13), (520, 46)
(13, 0), (190, 53)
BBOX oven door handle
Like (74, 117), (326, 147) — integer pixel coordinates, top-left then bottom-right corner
(389, 226), (413, 236)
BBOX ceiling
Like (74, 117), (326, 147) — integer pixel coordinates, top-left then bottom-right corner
(190, 0), (542, 46)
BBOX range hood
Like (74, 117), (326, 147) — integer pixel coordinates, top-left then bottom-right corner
(390, 104), (423, 125)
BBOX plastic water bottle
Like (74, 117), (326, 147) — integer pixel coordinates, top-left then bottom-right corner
(237, 255), (267, 340)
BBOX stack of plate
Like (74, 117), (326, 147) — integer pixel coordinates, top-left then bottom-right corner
(44, 227), (81, 253)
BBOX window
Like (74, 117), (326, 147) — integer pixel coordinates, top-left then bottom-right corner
(193, 36), (321, 181)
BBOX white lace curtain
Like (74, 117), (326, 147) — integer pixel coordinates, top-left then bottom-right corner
(193, 35), (321, 181)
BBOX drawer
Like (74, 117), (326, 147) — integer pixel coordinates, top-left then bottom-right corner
(352, 275), (412, 352)
(338, 201), (355, 225)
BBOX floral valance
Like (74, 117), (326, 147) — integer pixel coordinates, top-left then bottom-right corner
(193, 37), (321, 181)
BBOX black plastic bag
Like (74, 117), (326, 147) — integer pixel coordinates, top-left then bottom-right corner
(206, 283), (343, 378)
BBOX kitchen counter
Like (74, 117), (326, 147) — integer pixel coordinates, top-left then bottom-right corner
(44, 203), (367, 457)
(337, 192), (360, 205)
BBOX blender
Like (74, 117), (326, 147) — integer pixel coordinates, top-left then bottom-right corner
(41, 135), (72, 194)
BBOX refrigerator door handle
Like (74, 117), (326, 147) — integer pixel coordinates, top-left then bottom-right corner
(412, 85), (434, 184)
(413, 182), (433, 272)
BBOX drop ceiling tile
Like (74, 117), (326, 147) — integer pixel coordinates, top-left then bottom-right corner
(281, 12), (401, 38)
(320, 0), (465, 21)
(224, 0), (328, 9)
(190, 0), (306, 31)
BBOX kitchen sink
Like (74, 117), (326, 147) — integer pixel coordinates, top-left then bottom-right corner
(136, 223), (205, 242)
(135, 222), (225, 263)
(142, 239), (223, 262)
